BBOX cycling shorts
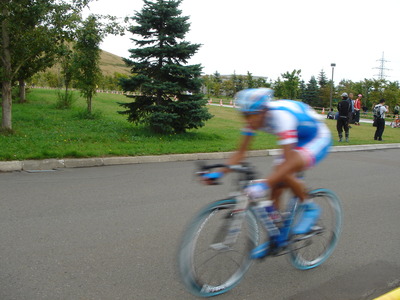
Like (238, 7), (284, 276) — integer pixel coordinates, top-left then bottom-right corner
(294, 122), (331, 168)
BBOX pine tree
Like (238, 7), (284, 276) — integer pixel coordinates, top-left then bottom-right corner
(318, 69), (328, 88)
(298, 80), (307, 102)
(304, 76), (320, 106)
(119, 0), (212, 134)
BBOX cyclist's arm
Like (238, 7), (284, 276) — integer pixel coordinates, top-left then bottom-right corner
(201, 133), (253, 185)
(225, 134), (253, 172)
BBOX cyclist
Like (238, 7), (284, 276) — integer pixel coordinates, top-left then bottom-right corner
(203, 88), (332, 236)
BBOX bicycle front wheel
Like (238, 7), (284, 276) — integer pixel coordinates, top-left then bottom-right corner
(178, 198), (259, 297)
(288, 188), (343, 270)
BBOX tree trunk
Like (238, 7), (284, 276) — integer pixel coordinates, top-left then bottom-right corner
(1, 6), (13, 131)
(1, 81), (12, 130)
(19, 79), (26, 103)
(87, 96), (92, 113)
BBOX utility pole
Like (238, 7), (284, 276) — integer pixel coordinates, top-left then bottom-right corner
(374, 52), (390, 80)
(330, 63), (336, 110)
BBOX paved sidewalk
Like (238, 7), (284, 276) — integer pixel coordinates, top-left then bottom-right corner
(359, 118), (392, 126)
(1, 143), (399, 172)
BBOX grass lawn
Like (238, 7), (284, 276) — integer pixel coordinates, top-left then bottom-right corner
(1, 88), (399, 161)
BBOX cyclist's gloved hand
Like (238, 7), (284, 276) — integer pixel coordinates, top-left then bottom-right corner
(245, 181), (269, 199)
(201, 172), (224, 185)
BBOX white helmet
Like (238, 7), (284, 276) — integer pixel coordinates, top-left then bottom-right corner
(236, 88), (274, 113)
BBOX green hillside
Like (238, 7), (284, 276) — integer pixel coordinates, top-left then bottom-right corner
(99, 50), (131, 76)
(45, 49), (131, 77)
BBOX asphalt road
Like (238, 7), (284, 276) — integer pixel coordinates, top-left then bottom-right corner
(0, 149), (399, 300)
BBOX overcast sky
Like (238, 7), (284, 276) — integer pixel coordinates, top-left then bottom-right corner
(83, 0), (400, 84)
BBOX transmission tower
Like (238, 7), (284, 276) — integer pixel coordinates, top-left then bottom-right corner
(373, 52), (390, 80)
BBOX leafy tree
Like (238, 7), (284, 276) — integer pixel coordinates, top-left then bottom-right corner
(98, 72), (128, 91)
(15, 50), (57, 103)
(254, 76), (269, 88)
(55, 44), (77, 109)
(382, 81), (400, 110)
(0, 0), (91, 131)
(119, 0), (212, 134)
(73, 15), (102, 114)
(221, 78), (235, 97)
(361, 79), (400, 111)
(246, 71), (255, 88)
(337, 79), (355, 96)
(212, 71), (222, 97)
(237, 75), (245, 92)
(273, 77), (284, 98)
(230, 71), (245, 94)
(319, 84), (331, 108)
(281, 69), (301, 99)
(202, 75), (214, 98)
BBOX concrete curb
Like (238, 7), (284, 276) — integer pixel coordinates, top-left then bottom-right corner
(1, 143), (400, 173)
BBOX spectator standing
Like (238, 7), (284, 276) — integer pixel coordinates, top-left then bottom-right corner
(374, 99), (388, 141)
(348, 93), (355, 125)
(354, 94), (362, 125)
(337, 93), (351, 142)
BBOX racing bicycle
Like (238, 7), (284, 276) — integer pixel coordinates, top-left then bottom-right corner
(178, 162), (343, 297)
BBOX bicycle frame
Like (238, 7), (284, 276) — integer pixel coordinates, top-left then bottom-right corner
(250, 195), (300, 256)
(213, 189), (301, 258)
(197, 163), (331, 257)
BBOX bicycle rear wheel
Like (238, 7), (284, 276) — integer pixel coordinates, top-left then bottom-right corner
(288, 188), (342, 270)
(178, 198), (259, 297)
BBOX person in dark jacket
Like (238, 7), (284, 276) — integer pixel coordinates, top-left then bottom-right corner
(336, 93), (351, 142)
(374, 99), (388, 141)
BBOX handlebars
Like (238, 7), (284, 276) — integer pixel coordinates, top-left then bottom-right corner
(196, 162), (258, 183)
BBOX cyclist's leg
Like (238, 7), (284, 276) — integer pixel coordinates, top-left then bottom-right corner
(289, 125), (331, 234)
(270, 157), (306, 209)
(268, 149), (307, 203)
(270, 185), (284, 210)
(270, 123), (330, 203)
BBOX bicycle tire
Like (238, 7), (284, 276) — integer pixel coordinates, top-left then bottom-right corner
(178, 198), (259, 297)
(288, 188), (343, 270)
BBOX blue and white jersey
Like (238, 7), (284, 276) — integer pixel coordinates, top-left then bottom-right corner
(262, 100), (331, 167)
(263, 100), (327, 145)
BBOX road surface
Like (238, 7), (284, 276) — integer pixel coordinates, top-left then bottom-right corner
(0, 149), (399, 299)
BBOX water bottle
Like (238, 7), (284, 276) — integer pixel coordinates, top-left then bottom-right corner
(254, 200), (280, 237)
